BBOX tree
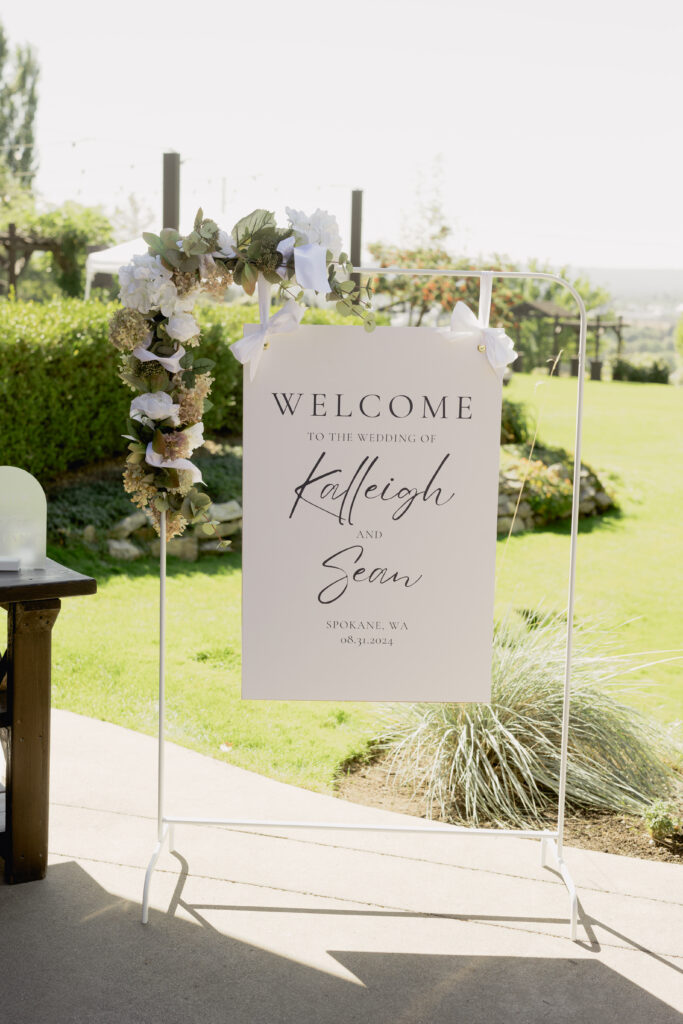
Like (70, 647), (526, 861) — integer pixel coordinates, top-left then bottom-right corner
(0, 22), (39, 188)
(675, 314), (683, 362)
(368, 242), (523, 327)
(368, 243), (613, 369)
(33, 202), (114, 296)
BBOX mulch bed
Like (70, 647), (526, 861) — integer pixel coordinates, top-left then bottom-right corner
(335, 757), (683, 864)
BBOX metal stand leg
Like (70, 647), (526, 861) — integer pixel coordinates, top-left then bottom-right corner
(545, 838), (579, 941)
(141, 822), (171, 925)
(141, 511), (168, 926)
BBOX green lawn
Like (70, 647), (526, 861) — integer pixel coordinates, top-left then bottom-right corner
(495, 374), (682, 722)
(40, 548), (380, 792)
(6, 372), (678, 795)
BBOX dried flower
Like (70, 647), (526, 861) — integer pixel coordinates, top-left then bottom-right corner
(109, 308), (151, 352)
(198, 254), (233, 297)
(176, 372), (213, 425)
(159, 431), (192, 461)
(123, 461), (157, 508)
(148, 506), (188, 540)
(173, 269), (200, 296)
(169, 469), (197, 496)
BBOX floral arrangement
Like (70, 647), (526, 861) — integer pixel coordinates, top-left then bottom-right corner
(109, 207), (374, 540)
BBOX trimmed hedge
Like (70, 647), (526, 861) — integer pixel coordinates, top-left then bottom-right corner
(0, 299), (386, 481)
(611, 356), (670, 384)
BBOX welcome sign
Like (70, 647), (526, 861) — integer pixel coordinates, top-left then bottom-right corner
(242, 324), (502, 701)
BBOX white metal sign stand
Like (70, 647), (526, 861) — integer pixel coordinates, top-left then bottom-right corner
(142, 268), (587, 941)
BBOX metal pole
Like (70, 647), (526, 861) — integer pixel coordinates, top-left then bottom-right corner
(8, 222), (17, 295)
(350, 189), (363, 288)
(163, 152), (180, 230)
(158, 509), (166, 841)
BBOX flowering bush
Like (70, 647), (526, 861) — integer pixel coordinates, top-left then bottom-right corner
(112, 208), (375, 538)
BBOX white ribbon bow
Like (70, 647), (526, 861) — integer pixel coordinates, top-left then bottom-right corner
(443, 301), (517, 378)
(276, 236), (330, 293)
(230, 274), (305, 380)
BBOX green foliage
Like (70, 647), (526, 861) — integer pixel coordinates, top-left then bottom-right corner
(34, 201), (114, 296)
(0, 298), (382, 482)
(675, 315), (683, 361)
(0, 159), (35, 232)
(643, 799), (682, 841)
(46, 445), (244, 541)
(517, 456), (574, 523)
(0, 23), (39, 187)
(612, 356), (670, 384)
(500, 397), (530, 444)
(47, 478), (138, 537)
(382, 611), (680, 828)
(0, 299), (127, 479)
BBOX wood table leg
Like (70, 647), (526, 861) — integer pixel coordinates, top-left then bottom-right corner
(4, 598), (61, 884)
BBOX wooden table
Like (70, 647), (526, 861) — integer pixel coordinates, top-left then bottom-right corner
(0, 559), (96, 883)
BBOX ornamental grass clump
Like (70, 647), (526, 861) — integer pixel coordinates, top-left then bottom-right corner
(383, 611), (681, 828)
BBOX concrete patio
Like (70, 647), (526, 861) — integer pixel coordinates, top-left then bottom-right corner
(1, 709), (681, 1023)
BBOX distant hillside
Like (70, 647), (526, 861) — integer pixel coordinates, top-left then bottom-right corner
(572, 267), (683, 308)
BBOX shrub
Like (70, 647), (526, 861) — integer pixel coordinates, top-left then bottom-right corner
(500, 397), (531, 444)
(643, 800), (682, 841)
(381, 611), (680, 828)
(612, 357), (670, 384)
(0, 298), (380, 482)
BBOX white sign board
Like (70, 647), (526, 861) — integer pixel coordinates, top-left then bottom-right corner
(242, 325), (502, 701)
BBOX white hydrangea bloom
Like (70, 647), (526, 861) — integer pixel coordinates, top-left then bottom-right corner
(119, 254), (174, 315)
(285, 208), (343, 260)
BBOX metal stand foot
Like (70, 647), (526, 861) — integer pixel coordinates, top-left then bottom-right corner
(141, 822), (171, 925)
(545, 839), (579, 941)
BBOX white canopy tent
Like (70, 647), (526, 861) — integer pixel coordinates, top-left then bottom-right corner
(84, 238), (148, 299)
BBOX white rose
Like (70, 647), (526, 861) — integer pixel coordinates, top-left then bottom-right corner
(130, 391), (180, 427)
(167, 312), (199, 343)
(157, 280), (181, 318)
(285, 207), (343, 260)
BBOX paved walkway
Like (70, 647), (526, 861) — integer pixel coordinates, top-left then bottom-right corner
(1, 710), (681, 1023)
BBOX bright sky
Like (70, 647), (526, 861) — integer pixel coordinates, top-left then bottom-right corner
(3, 0), (683, 268)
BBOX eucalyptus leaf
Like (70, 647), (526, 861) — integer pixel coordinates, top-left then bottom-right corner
(160, 228), (181, 247)
(143, 233), (165, 256)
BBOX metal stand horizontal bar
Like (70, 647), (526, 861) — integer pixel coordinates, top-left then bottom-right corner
(163, 815), (558, 840)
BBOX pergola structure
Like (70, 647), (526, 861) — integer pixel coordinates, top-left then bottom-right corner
(511, 298), (628, 378)
(0, 222), (63, 296)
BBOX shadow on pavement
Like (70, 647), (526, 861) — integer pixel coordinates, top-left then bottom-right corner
(1, 860), (680, 1024)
